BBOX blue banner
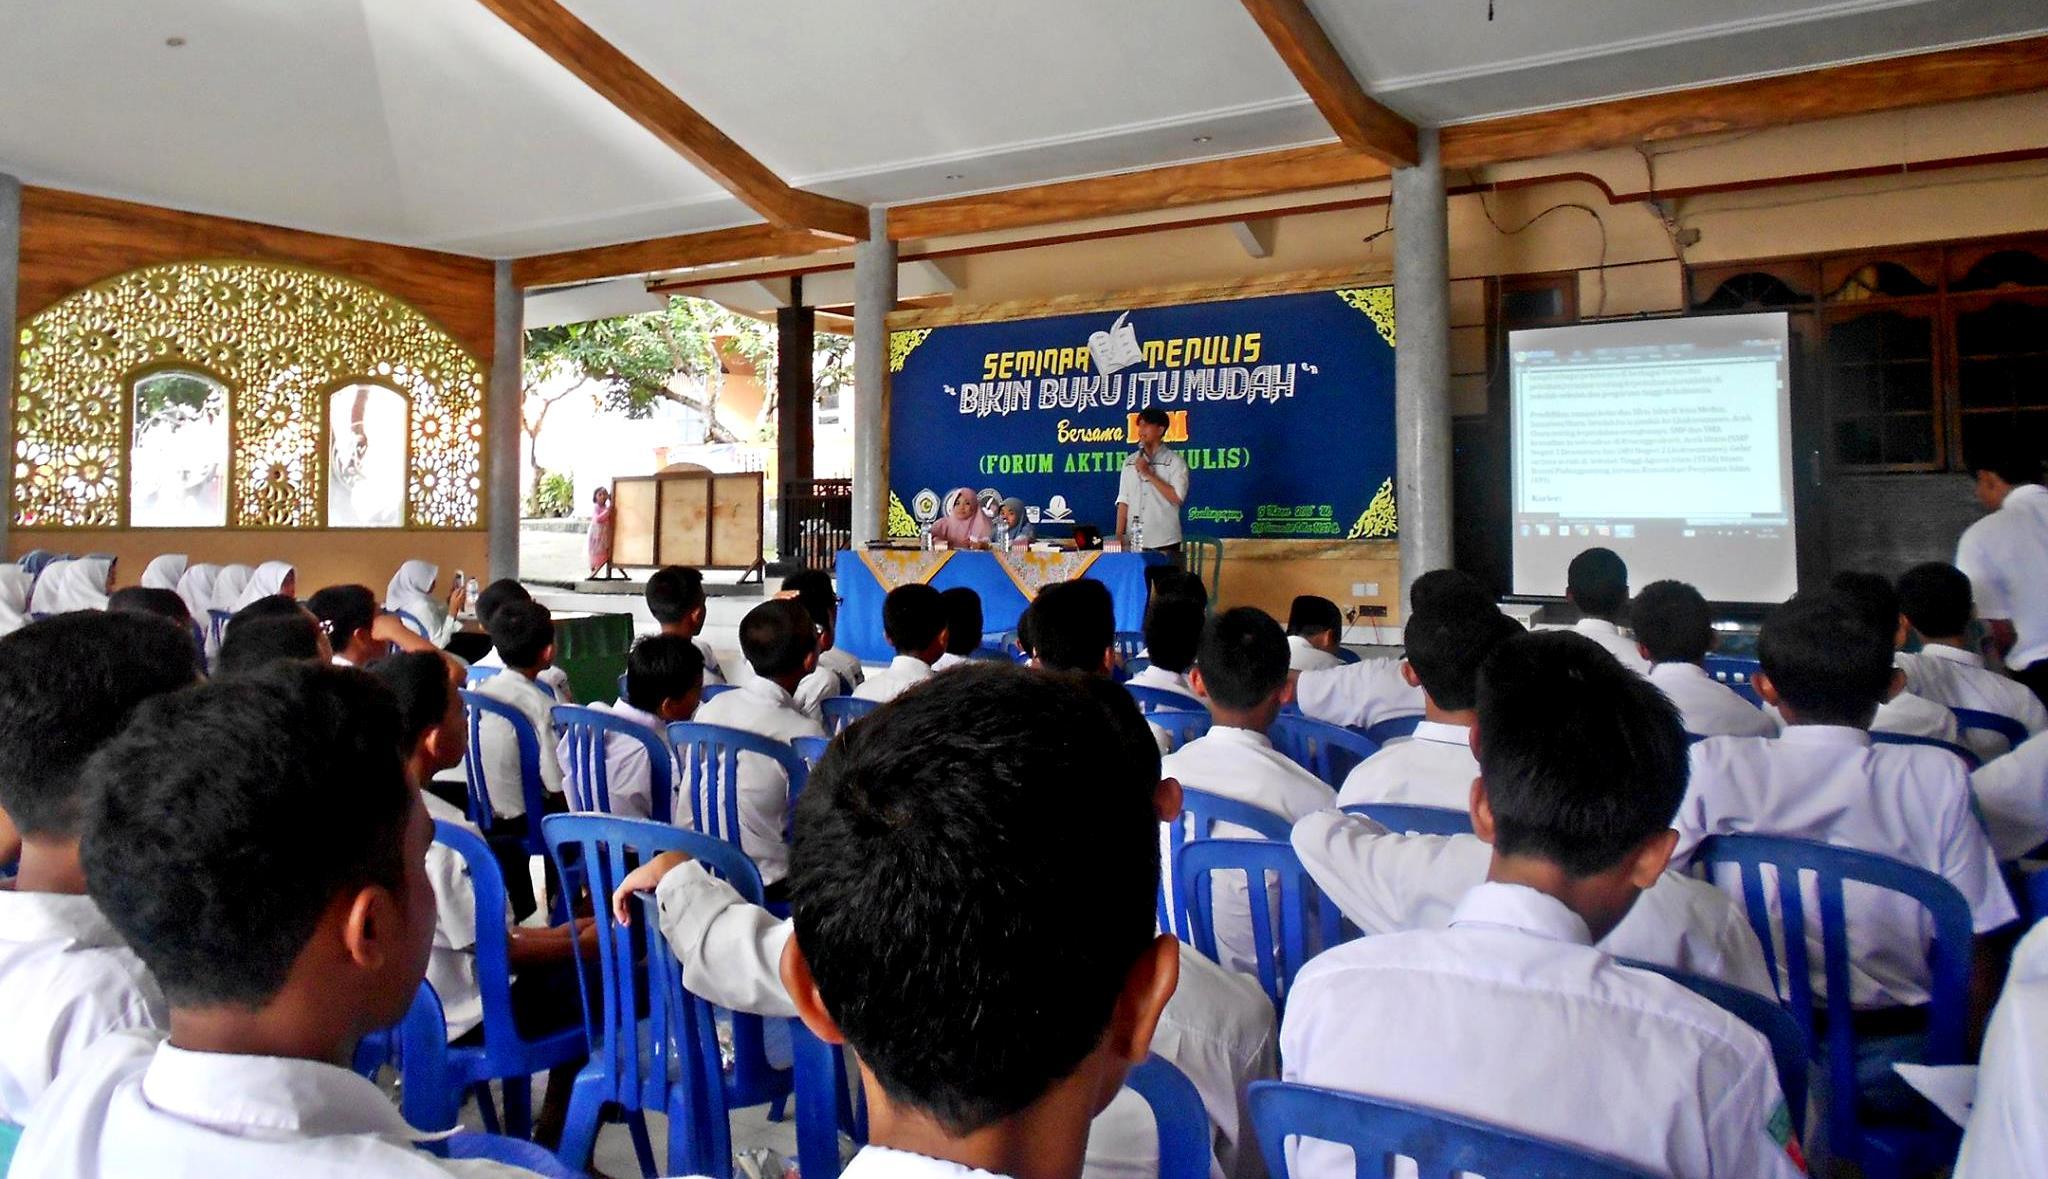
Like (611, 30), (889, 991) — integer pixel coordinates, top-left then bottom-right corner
(886, 287), (1399, 541)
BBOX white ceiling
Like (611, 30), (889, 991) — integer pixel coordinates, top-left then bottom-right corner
(0, 0), (2040, 259)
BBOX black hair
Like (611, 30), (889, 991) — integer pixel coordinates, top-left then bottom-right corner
(941, 587), (985, 657)
(1969, 437), (2043, 488)
(107, 586), (193, 630)
(741, 599), (818, 679)
(0, 613), (201, 838)
(1142, 594), (1205, 675)
(646, 566), (707, 624)
(1828, 571), (1901, 646)
(232, 593), (305, 622)
(1149, 569), (1209, 610)
(1897, 562), (1973, 640)
(1195, 606), (1290, 709)
(1631, 580), (1714, 666)
(372, 651), (453, 757)
(1287, 595), (1343, 639)
(475, 578), (533, 627)
(1029, 580), (1114, 674)
(626, 633), (705, 712)
(788, 663), (1158, 1135)
(1475, 631), (1688, 878)
(1566, 548), (1629, 619)
(1758, 590), (1893, 727)
(1410, 568), (1494, 615)
(781, 569), (838, 633)
(487, 599), (555, 670)
(882, 583), (947, 657)
(217, 608), (323, 676)
(1136, 407), (1169, 428)
(307, 584), (378, 648)
(81, 663), (414, 1008)
(1403, 604), (1524, 712)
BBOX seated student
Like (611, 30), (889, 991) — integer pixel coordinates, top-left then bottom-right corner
(12, 664), (504, 1177)
(383, 558), (467, 649)
(1127, 593), (1206, 707)
(306, 583), (438, 668)
(611, 667), (1276, 1179)
(1284, 595), (1346, 673)
(1563, 546), (1651, 674)
(854, 583), (948, 703)
(781, 569), (863, 713)
(1967, 728), (2048, 860)
(1896, 561), (2048, 758)
(107, 586), (195, 636)
(691, 600), (828, 895)
(934, 586), (985, 671)
(215, 595), (334, 675)
(1027, 579), (1119, 677)
(0, 614), (200, 1122)
(469, 598), (567, 822)
(553, 635), (703, 820)
(1954, 916), (2048, 1178)
(1293, 568), (1495, 729)
(648, 565), (727, 686)
(1164, 607), (1335, 975)
(1634, 579), (1777, 739)
(1675, 591), (2017, 1095)
(1825, 570), (1962, 744)
(466, 579), (572, 700)
(1336, 602), (1523, 810)
(1285, 630), (1803, 1178)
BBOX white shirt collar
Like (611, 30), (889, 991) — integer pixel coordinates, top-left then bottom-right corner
(1917, 643), (1985, 669)
(2005, 483), (2047, 508)
(841, 1146), (1015, 1179)
(888, 655), (935, 681)
(1574, 618), (1622, 638)
(1410, 720), (1472, 747)
(0, 890), (124, 947)
(605, 698), (666, 731)
(741, 676), (800, 709)
(140, 1042), (441, 1143)
(1198, 724), (1275, 751)
(1649, 661), (1710, 682)
(1775, 724), (1873, 749)
(1447, 882), (1593, 946)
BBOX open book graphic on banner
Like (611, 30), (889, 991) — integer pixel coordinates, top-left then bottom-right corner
(1089, 311), (1143, 376)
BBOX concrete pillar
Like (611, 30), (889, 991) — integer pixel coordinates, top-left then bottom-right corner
(851, 207), (895, 544)
(1392, 126), (1453, 608)
(488, 260), (523, 581)
(775, 273), (816, 563)
(0, 174), (19, 557)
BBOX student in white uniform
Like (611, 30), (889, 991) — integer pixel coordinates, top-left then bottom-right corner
(1895, 561), (2048, 758)
(1292, 568), (1493, 729)
(1284, 596), (1345, 673)
(932, 586), (984, 672)
(1634, 579), (1777, 739)
(1117, 407), (1190, 558)
(1126, 593), (1205, 708)
(554, 635), (703, 820)
(1955, 440), (2048, 706)
(647, 564), (728, 686)
(465, 580), (571, 700)
(0, 613), (197, 1122)
(855, 583), (948, 704)
(783, 570), (863, 714)
(1162, 607), (1334, 975)
(691, 599), (828, 898)
(1829, 570), (1964, 745)
(306, 583), (438, 668)
(383, 558), (467, 649)
(215, 596), (334, 676)
(471, 599), (568, 922)
(1283, 630), (1805, 1179)
(1970, 728), (2048, 859)
(1336, 602), (1522, 810)
(14, 664), (530, 1178)
(1564, 546), (1652, 674)
(1953, 916), (2048, 1177)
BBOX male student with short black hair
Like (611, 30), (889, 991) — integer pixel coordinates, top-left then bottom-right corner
(0, 613), (200, 1122)
(1337, 602), (1523, 809)
(465, 579), (572, 701)
(553, 634), (703, 820)
(1127, 593), (1205, 708)
(215, 596), (333, 675)
(856, 583), (949, 703)
(934, 586), (985, 672)
(1956, 438), (2048, 705)
(106, 586), (196, 637)
(308, 583), (436, 668)
(782, 569), (863, 711)
(1285, 630), (1804, 1177)
(1828, 570), (1962, 743)
(1284, 595), (1345, 673)
(470, 599), (567, 921)
(1565, 546), (1650, 674)
(648, 564), (728, 686)
(1026, 579), (1118, 677)
(1895, 560), (2048, 758)
(1293, 567), (1494, 729)
(1634, 579), (1776, 739)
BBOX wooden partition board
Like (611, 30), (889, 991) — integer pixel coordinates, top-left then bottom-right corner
(658, 477), (712, 565)
(612, 479), (658, 567)
(710, 474), (763, 568)
(610, 471), (764, 571)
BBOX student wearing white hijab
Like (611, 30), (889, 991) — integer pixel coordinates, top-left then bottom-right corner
(30, 558), (115, 615)
(139, 554), (187, 592)
(173, 564), (222, 627)
(0, 568), (31, 636)
(210, 565), (254, 617)
(231, 561), (297, 612)
(384, 559), (465, 647)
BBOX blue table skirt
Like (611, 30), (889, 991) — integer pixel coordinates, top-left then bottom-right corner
(835, 550), (1164, 663)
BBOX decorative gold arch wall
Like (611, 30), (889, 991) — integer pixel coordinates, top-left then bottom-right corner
(11, 260), (484, 529)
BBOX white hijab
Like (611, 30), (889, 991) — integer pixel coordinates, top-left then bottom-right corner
(385, 559), (447, 631)
(32, 557), (113, 614)
(0, 568), (32, 636)
(140, 553), (188, 591)
(175, 563), (223, 624)
(233, 560), (296, 611)
(212, 565), (254, 614)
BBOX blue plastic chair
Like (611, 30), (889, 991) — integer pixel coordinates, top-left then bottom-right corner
(1334, 647), (1361, 665)
(2028, 867), (2048, 925)
(1692, 833), (1973, 1177)
(1870, 729), (1982, 770)
(1617, 959), (1810, 1139)
(1248, 1081), (1654, 1179)
(458, 690), (552, 853)
(1125, 1054), (1214, 1179)
(1360, 713), (1423, 745)
(1952, 706), (2028, 753)
(206, 608), (231, 651)
(792, 734), (832, 771)
(1340, 802), (1474, 836)
(1128, 684), (1205, 715)
(1176, 837), (1340, 1011)
(1159, 786), (1293, 937)
(819, 695), (879, 736)
(427, 1133), (586, 1178)
(543, 815), (792, 1177)
(554, 705), (674, 824)
(393, 607), (431, 639)
(466, 664), (504, 688)
(667, 721), (810, 861)
(1267, 714), (1378, 787)
(1149, 709), (1213, 753)
(790, 1021), (869, 1179)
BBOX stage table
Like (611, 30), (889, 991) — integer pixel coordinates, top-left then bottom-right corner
(835, 549), (1165, 663)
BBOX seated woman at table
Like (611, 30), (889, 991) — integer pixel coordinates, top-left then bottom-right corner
(997, 496), (1035, 547)
(929, 487), (993, 549)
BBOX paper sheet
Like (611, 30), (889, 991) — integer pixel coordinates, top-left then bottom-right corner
(1894, 1063), (1979, 1127)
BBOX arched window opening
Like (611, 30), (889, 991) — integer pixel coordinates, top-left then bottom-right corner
(130, 370), (228, 527)
(327, 382), (408, 527)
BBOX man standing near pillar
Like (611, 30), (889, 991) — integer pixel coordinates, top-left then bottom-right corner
(1116, 408), (1188, 562)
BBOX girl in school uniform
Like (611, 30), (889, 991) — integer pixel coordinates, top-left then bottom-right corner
(231, 561), (297, 611)
(29, 556), (115, 615)
(138, 553), (186, 592)
(384, 559), (468, 648)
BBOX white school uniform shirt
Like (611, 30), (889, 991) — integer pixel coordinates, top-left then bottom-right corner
(1954, 919), (2048, 1178)
(1285, 635), (1342, 673)
(1117, 445), (1189, 549)
(854, 655), (936, 704)
(1759, 689), (1962, 744)
(1674, 727), (2019, 1007)
(1956, 482), (2048, 670)
(1898, 644), (2048, 759)
(1572, 617), (1653, 674)
(1650, 662), (1778, 739)
(652, 863), (1277, 1179)
(931, 651), (968, 672)
(12, 1030), (531, 1178)
(471, 670), (564, 818)
(1334, 720), (1476, 811)
(1970, 727), (2048, 860)
(1291, 809), (1776, 997)
(793, 664), (858, 719)
(840, 1147), (1011, 1179)
(1126, 664), (1204, 709)
(1292, 656), (1422, 730)
(1281, 882), (1804, 1179)
(0, 890), (166, 1122)
(689, 676), (826, 887)
(473, 646), (572, 702)
(551, 698), (665, 819)
(817, 646), (864, 691)
(420, 791), (497, 1042)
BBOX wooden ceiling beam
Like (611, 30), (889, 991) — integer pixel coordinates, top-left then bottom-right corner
(474, 0), (866, 240)
(512, 223), (848, 290)
(1237, 0), (1418, 166)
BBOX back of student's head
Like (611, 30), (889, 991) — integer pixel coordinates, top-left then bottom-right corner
(217, 606), (323, 675)
(1404, 603), (1523, 711)
(1030, 579), (1115, 674)
(627, 633), (705, 711)
(307, 583), (378, 647)
(475, 578), (533, 626)
(1631, 580), (1714, 665)
(741, 598), (818, 678)
(1969, 436), (2043, 487)
(487, 599), (555, 669)
(781, 569), (838, 633)
(1828, 570), (1901, 646)
(1150, 569), (1208, 611)
(789, 662), (1158, 1134)
(372, 650), (455, 757)
(941, 587), (984, 657)
(108, 586), (193, 630)
(1197, 606), (1290, 709)
(1566, 547), (1629, 618)
(646, 565), (706, 624)
(882, 583), (947, 657)
(1409, 568), (1493, 615)
(1758, 590), (1893, 726)
(1476, 631), (1688, 878)
(1287, 595), (1343, 639)
(81, 662), (416, 1008)
(0, 613), (202, 839)
(1142, 594), (1205, 675)
(1897, 562), (1973, 639)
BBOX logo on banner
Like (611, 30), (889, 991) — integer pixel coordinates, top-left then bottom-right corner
(912, 488), (941, 524)
(1088, 311), (1144, 376)
(1043, 495), (1074, 522)
(977, 487), (1002, 516)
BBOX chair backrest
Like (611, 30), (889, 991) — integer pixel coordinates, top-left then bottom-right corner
(1160, 787), (1294, 940)
(1361, 713), (1423, 745)
(791, 1020), (869, 1179)
(699, 682), (737, 705)
(428, 1133), (585, 1179)
(552, 704), (674, 824)
(1128, 683), (1204, 715)
(457, 689), (547, 846)
(428, 823), (527, 1069)
(1125, 1054), (1214, 1179)
(1267, 714), (1379, 787)
(1248, 1081), (1654, 1179)
(1692, 833), (1972, 1167)
(206, 608), (231, 650)
(1149, 709), (1213, 753)
(1339, 802), (1474, 836)
(666, 721), (810, 854)
(465, 664), (503, 688)
(1180, 536), (1222, 601)
(1176, 837), (1338, 1010)
(819, 694), (880, 735)
(792, 734), (832, 771)
(1616, 959), (1809, 1139)
(1869, 729), (1982, 769)
(1952, 706), (2027, 752)
(392, 607), (431, 638)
